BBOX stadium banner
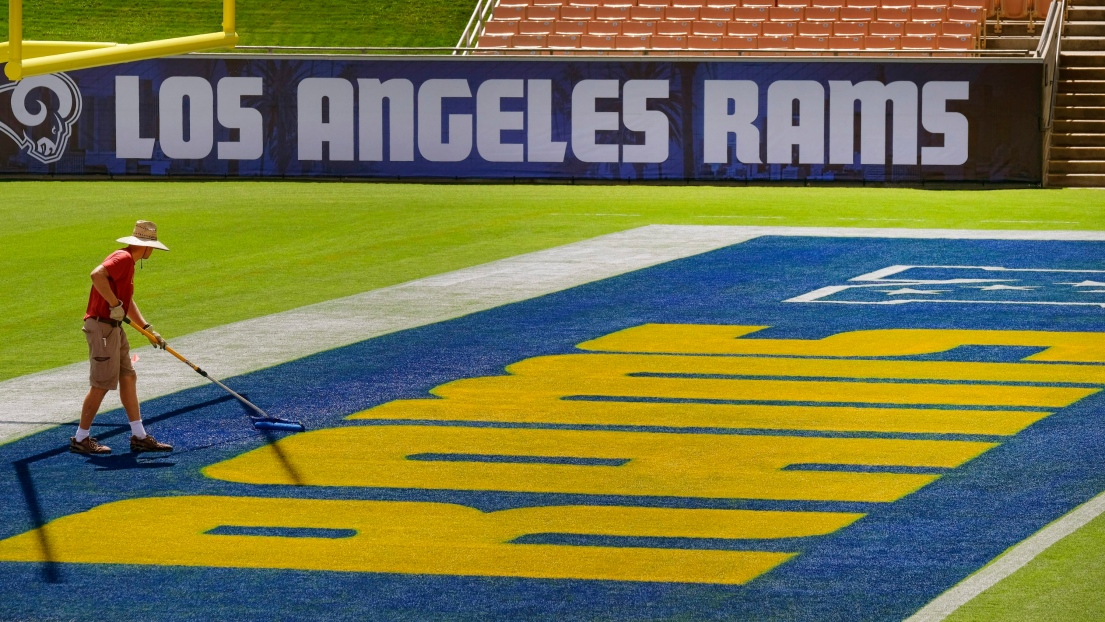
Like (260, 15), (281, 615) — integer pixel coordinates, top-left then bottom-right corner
(0, 56), (1042, 182)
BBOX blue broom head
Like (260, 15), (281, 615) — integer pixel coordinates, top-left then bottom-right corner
(251, 418), (306, 433)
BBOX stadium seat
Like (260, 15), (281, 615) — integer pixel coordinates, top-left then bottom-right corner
(688, 34), (724, 49)
(632, 6), (666, 19)
(555, 20), (589, 33)
(910, 6), (945, 19)
(651, 34), (688, 48)
(519, 20), (556, 34)
(623, 20), (658, 33)
(812, 0), (847, 7)
(603, 0), (635, 7)
(864, 34), (901, 48)
(759, 34), (795, 47)
(869, 20), (904, 34)
(834, 20), (868, 33)
(666, 6), (701, 18)
(905, 21), (940, 34)
(829, 34), (865, 48)
(478, 35), (513, 48)
(672, 0), (706, 6)
(877, 7), (911, 19)
(700, 6), (736, 19)
(533, 0), (568, 5)
(941, 20), (975, 34)
(779, 0), (813, 6)
(847, 0), (880, 7)
(560, 6), (597, 18)
(500, 0), (531, 7)
(729, 21), (764, 34)
(528, 6), (561, 19)
(770, 6), (806, 19)
(947, 6), (983, 21)
(512, 34), (548, 47)
(806, 6), (841, 19)
(548, 33), (583, 47)
(596, 6), (631, 19)
(569, 0), (600, 5)
(914, 0), (948, 5)
(580, 33), (618, 47)
(721, 34), (758, 48)
(937, 33), (973, 48)
(658, 20), (693, 33)
(638, 0), (670, 6)
(493, 6), (528, 20)
(616, 34), (651, 48)
(880, 0), (912, 7)
(902, 34), (937, 48)
(799, 20), (834, 34)
(733, 7), (771, 20)
(484, 21), (519, 35)
(587, 20), (621, 33)
(763, 21), (799, 34)
(841, 6), (876, 19)
(743, 0), (776, 7)
(795, 34), (830, 48)
(1000, 0), (1028, 17)
(950, 0), (986, 7)
(694, 21), (728, 34)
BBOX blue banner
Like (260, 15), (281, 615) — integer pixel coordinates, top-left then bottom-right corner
(0, 56), (1042, 182)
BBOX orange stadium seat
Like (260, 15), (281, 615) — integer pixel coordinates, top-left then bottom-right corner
(937, 33), (973, 48)
(569, 0), (601, 5)
(667, 6), (701, 18)
(548, 33), (582, 47)
(799, 20), (834, 34)
(652, 34), (688, 47)
(869, 20), (904, 34)
(1000, 0), (1029, 17)
(521, 20), (557, 33)
(555, 20), (588, 33)
(616, 34), (651, 48)
(906, 21), (940, 34)
(865, 34), (901, 48)
(830, 34), (865, 48)
(632, 6), (666, 18)
(560, 6), (596, 18)
(779, 0), (813, 6)
(493, 6), (527, 20)
(729, 21), (764, 34)
(941, 20), (975, 34)
(694, 20), (729, 34)
(847, 0), (879, 7)
(795, 34), (830, 48)
(835, 20), (869, 33)
(813, 0), (847, 7)
(587, 20), (621, 33)
(722, 34), (759, 48)
(841, 6), (876, 18)
(596, 6), (631, 18)
(484, 21), (519, 35)
(877, 6), (911, 19)
(500, 0), (531, 6)
(806, 6), (841, 18)
(623, 20), (658, 33)
(771, 6), (806, 19)
(744, 0), (777, 7)
(639, 0), (670, 5)
(672, 0), (706, 6)
(911, 6), (946, 19)
(603, 0), (635, 7)
(763, 21), (799, 34)
(947, 6), (984, 20)
(514, 34), (550, 47)
(580, 33), (618, 47)
(528, 6), (561, 19)
(915, 0), (948, 5)
(760, 34), (795, 47)
(701, 6), (737, 19)
(689, 34), (725, 49)
(902, 34), (937, 47)
(478, 35), (513, 48)
(659, 20), (694, 33)
(733, 7), (771, 19)
(881, 0), (913, 6)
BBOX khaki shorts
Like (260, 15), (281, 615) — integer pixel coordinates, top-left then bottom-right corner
(83, 318), (136, 391)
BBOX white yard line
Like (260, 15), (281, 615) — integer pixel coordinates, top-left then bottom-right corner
(904, 490), (1105, 622)
(4, 224), (1104, 448)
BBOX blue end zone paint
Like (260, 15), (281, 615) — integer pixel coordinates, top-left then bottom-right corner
(1, 236), (1104, 621)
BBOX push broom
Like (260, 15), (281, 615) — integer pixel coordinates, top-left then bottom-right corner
(124, 318), (306, 433)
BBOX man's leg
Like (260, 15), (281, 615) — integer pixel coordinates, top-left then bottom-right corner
(120, 374), (172, 452)
(72, 386), (112, 454)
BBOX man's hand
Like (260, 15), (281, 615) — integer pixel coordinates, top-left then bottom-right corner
(109, 302), (126, 321)
(144, 325), (167, 349)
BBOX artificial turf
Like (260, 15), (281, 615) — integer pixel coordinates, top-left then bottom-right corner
(2, 181), (1104, 382)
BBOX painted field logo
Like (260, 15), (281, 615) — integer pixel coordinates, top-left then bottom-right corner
(0, 73), (82, 164)
(1, 325), (1101, 584)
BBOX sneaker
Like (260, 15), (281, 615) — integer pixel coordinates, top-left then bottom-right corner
(130, 434), (173, 453)
(70, 436), (111, 455)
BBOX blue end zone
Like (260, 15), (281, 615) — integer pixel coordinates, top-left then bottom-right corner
(1, 236), (1104, 621)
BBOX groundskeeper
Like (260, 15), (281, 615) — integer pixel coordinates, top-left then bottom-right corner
(71, 220), (174, 455)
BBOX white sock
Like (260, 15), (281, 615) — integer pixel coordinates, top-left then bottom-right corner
(129, 420), (147, 439)
(74, 427), (90, 442)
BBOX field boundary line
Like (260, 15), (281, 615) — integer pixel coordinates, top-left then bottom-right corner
(3, 224), (1102, 447)
(905, 490), (1105, 621)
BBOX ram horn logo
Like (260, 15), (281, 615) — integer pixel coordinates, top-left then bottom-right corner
(0, 73), (82, 164)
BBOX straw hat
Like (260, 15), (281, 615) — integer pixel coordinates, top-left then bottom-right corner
(117, 220), (169, 251)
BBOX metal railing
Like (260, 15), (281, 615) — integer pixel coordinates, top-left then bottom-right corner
(1035, 0), (1065, 184)
(455, 0), (499, 54)
(227, 45), (1033, 58)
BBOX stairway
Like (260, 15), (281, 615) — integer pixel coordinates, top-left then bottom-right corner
(1048, 0), (1105, 187)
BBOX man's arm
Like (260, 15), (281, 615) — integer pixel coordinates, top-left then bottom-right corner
(126, 301), (166, 349)
(90, 265), (121, 307)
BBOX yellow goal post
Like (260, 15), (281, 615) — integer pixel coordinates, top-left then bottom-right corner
(1, 0), (238, 81)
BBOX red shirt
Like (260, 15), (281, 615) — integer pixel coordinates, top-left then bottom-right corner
(85, 250), (135, 320)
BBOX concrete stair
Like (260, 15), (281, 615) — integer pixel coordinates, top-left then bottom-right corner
(1048, 2), (1105, 186)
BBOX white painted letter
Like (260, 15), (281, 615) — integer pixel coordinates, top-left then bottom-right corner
(571, 80), (619, 163)
(159, 77), (213, 160)
(358, 79), (414, 162)
(921, 81), (970, 166)
(703, 81), (760, 164)
(622, 80), (670, 164)
(477, 79), (524, 162)
(527, 79), (566, 163)
(217, 77), (263, 160)
(767, 81), (824, 164)
(297, 78), (354, 161)
(115, 76), (154, 159)
(418, 79), (473, 162)
(828, 81), (918, 166)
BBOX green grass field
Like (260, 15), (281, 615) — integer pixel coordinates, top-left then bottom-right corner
(0, 0), (472, 48)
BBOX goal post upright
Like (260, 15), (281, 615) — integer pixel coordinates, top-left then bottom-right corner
(2, 0), (239, 82)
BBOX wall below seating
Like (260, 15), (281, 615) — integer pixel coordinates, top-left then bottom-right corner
(0, 55), (1042, 183)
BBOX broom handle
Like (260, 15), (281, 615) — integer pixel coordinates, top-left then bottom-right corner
(123, 317), (271, 419)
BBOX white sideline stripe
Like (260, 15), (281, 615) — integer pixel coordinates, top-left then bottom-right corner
(2, 224), (1103, 450)
(904, 490), (1105, 622)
